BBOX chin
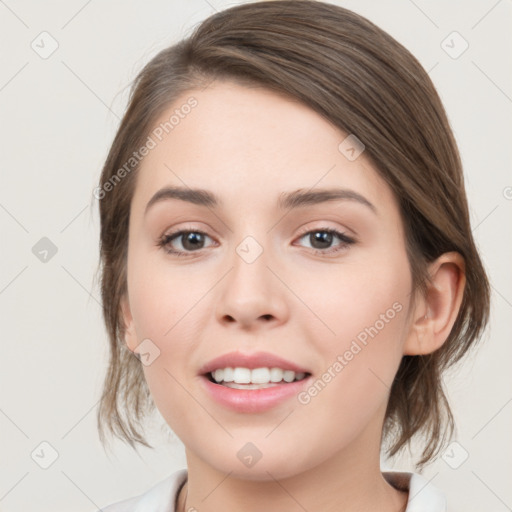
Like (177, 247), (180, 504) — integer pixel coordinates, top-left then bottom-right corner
(215, 459), (304, 482)
(192, 439), (321, 482)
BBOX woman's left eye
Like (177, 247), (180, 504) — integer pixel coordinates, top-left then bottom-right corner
(295, 228), (356, 255)
(157, 227), (356, 257)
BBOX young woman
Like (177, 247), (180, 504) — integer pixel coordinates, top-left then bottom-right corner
(95, 1), (490, 510)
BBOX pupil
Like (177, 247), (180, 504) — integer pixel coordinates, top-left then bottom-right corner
(311, 231), (332, 249)
(183, 232), (203, 250)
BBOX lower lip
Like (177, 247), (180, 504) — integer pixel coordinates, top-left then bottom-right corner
(200, 375), (311, 413)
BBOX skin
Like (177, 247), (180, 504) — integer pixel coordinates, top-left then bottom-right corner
(121, 80), (465, 512)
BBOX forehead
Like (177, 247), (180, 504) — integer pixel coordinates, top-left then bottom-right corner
(132, 80), (397, 215)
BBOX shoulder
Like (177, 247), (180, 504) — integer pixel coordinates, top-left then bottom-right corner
(383, 471), (447, 512)
(99, 469), (188, 512)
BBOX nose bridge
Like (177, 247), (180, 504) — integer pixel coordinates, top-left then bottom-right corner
(215, 229), (287, 327)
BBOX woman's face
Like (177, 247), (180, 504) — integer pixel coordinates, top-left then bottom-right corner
(122, 80), (415, 479)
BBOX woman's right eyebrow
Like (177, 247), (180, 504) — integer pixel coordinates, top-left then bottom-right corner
(145, 186), (218, 215)
(144, 186), (377, 216)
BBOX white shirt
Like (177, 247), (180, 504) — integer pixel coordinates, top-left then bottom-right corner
(100, 469), (446, 511)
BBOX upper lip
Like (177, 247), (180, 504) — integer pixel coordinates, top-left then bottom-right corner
(199, 351), (311, 375)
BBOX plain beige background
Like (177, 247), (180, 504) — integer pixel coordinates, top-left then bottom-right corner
(0, 1), (511, 511)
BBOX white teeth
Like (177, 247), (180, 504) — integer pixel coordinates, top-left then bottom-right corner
(209, 367), (308, 385)
(283, 370), (295, 383)
(223, 367), (234, 382)
(270, 367), (284, 382)
(223, 382), (277, 389)
(233, 367), (251, 384)
(251, 367), (270, 384)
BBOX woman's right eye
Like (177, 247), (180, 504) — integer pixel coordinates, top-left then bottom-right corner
(157, 230), (215, 257)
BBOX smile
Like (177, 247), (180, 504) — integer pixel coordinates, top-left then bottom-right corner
(209, 367), (308, 388)
(198, 351), (313, 412)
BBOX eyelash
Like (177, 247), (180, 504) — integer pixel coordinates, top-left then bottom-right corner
(157, 226), (356, 258)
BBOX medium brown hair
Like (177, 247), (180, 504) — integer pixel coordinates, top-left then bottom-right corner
(96, 0), (490, 467)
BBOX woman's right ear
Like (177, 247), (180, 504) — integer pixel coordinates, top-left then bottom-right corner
(120, 296), (138, 352)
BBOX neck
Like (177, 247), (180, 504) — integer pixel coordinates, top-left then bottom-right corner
(179, 422), (407, 512)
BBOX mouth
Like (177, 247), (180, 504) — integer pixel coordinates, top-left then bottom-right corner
(198, 351), (313, 412)
(204, 367), (311, 390)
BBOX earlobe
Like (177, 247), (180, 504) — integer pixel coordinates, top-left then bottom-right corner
(120, 296), (138, 352)
(404, 252), (466, 356)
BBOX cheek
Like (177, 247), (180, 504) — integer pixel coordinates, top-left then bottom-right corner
(297, 257), (411, 414)
(129, 274), (197, 393)
(127, 259), (209, 434)
(297, 252), (411, 350)
(127, 250), (207, 341)
(292, 295), (409, 464)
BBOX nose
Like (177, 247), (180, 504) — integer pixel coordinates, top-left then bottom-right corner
(215, 239), (289, 330)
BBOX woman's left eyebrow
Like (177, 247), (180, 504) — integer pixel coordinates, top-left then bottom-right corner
(278, 188), (377, 214)
(144, 186), (377, 215)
